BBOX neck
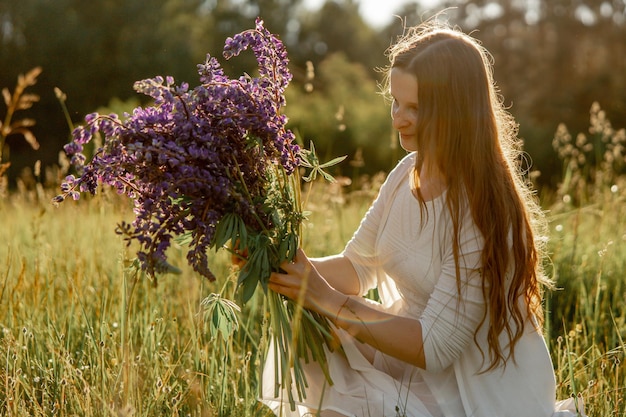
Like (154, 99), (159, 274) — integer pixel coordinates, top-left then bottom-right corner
(414, 164), (446, 201)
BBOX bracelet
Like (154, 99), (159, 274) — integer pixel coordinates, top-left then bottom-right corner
(334, 296), (350, 324)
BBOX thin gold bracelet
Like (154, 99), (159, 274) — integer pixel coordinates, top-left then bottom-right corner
(334, 296), (350, 324)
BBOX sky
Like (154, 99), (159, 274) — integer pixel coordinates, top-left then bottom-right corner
(303, 0), (442, 28)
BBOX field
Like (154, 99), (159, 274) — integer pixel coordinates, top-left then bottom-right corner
(1, 131), (626, 415)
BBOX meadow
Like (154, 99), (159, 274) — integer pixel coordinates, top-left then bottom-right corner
(1, 110), (625, 416)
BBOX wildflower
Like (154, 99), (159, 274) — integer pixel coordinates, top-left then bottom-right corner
(55, 18), (300, 285)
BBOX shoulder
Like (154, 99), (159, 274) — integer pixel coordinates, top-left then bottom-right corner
(391, 152), (415, 175)
(383, 152), (415, 188)
(374, 152), (414, 203)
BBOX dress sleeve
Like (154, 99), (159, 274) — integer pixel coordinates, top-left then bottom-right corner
(420, 212), (487, 373)
(343, 153), (414, 295)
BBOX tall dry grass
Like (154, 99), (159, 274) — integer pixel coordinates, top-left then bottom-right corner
(0, 180), (375, 416)
(545, 102), (626, 416)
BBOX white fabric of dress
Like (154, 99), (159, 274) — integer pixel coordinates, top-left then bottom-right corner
(261, 152), (585, 417)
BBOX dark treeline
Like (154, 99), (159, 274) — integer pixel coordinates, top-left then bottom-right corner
(1, 0), (624, 190)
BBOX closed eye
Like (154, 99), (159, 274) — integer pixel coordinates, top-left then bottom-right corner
(391, 97), (417, 111)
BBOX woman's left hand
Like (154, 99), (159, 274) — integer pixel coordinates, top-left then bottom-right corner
(269, 248), (344, 318)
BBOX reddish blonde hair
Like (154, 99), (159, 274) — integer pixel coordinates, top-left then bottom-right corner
(385, 21), (550, 370)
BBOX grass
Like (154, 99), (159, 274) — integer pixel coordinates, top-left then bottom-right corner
(543, 103), (626, 415)
(0, 109), (625, 415)
(0, 183), (374, 417)
(545, 184), (626, 416)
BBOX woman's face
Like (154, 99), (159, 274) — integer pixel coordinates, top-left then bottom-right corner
(390, 67), (419, 152)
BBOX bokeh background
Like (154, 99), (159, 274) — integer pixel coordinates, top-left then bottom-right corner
(1, 0), (625, 193)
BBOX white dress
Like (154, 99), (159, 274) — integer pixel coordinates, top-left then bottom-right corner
(261, 153), (585, 417)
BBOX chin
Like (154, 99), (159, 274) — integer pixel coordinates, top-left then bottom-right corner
(400, 138), (418, 152)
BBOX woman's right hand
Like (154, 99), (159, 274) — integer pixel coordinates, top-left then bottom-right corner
(230, 241), (248, 269)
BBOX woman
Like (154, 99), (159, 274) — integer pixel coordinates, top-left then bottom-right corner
(262, 21), (584, 417)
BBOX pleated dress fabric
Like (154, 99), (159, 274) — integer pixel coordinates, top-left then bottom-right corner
(261, 153), (585, 417)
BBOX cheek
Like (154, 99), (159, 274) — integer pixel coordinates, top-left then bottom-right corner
(391, 102), (399, 119)
(403, 110), (418, 133)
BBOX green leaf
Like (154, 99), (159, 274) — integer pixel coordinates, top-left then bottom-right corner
(299, 140), (346, 183)
(239, 271), (259, 304)
(320, 169), (336, 183)
(318, 155), (348, 169)
(201, 293), (241, 341)
(301, 169), (317, 182)
(237, 258), (258, 286)
(279, 233), (298, 262)
(237, 217), (248, 249)
(238, 236), (271, 303)
(278, 237), (289, 264)
(213, 212), (237, 249)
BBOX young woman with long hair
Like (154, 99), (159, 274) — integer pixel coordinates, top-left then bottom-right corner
(260, 20), (584, 417)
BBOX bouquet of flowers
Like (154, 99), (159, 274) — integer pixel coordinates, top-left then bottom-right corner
(54, 19), (341, 408)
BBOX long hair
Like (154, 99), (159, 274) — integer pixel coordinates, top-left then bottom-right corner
(385, 21), (551, 370)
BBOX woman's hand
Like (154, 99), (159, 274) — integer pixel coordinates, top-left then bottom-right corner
(271, 250), (427, 368)
(269, 250), (426, 368)
(269, 248), (346, 318)
(230, 240), (248, 269)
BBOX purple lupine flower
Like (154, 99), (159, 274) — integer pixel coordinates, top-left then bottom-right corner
(54, 19), (301, 284)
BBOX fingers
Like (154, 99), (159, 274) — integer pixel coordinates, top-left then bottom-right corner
(231, 251), (247, 268)
(230, 240), (248, 268)
(280, 247), (310, 274)
(268, 271), (302, 301)
(237, 247), (311, 300)
(269, 271), (291, 287)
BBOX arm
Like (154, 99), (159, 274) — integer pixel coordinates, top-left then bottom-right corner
(271, 214), (486, 371)
(270, 248), (426, 369)
(334, 293), (426, 368)
(231, 243), (360, 296)
(269, 155), (425, 363)
(310, 255), (360, 296)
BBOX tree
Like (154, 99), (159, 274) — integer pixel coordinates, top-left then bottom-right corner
(285, 52), (394, 178)
(289, 0), (388, 78)
(3, 0), (623, 190)
(433, 0), (626, 187)
(0, 0), (209, 184)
